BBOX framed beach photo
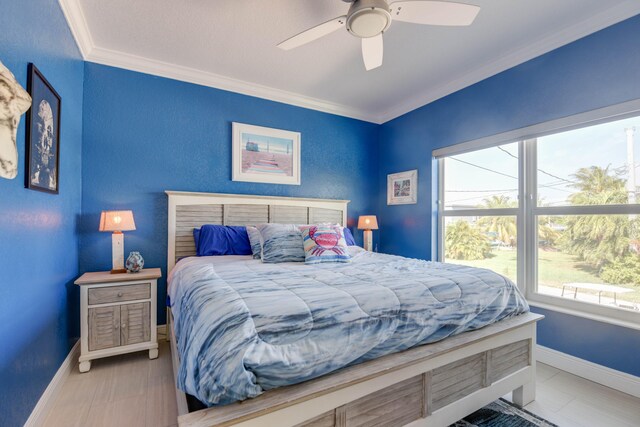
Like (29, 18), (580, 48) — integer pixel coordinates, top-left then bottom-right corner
(25, 64), (61, 194)
(232, 122), (301, 185)
(387, 169), (418, 205)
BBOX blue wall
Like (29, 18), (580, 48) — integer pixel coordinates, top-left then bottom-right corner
(80, 63), (380, 324)
(377, 15), (640, 376)
(2, 4), (638, 424)
(532, 307), (640, 376)
(0, 1), (84, 426)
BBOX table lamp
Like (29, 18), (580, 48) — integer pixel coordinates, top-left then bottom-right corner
(99, 210), (136, 274)
(357, 215), (378, 252)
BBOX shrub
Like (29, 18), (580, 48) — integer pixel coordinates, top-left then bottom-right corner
(600, 254), (640, 285)
(445, 221), (491, 260)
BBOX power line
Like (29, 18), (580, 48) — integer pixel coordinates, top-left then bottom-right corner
(539, 186), (574, 194)
(497, 146), (518, 159)
(449, 157), (518, 180)
(448, 155), (573, 193)
(495, 145), (575, 184)
(446, 189), (517, 204)
(539, 169), (575, 184)
(447, 189), (518, 192)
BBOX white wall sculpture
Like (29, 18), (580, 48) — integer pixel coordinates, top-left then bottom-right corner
(0, 60), (32, 179)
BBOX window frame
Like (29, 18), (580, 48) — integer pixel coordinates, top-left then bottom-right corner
(437, 146), (524, 291)
(436, 99), (640, 328)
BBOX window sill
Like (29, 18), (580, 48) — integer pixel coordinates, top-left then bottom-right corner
(527, 300), (640, 332)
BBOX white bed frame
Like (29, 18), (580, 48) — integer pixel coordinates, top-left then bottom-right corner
(166, 190), (543, 427)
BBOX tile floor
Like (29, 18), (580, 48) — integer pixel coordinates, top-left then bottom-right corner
(42, 340), (640, 427)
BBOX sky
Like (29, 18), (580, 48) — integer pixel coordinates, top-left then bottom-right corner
(242, 132), (293, 155)
(444, 115), (640, 208)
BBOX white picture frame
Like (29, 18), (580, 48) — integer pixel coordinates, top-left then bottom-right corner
(232, 122), (301, 185)
(387, 169), (418, 205)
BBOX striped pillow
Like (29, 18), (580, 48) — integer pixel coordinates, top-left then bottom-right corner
(301, 224), (351, 264)
(246, 226), (263, 259)
(256, 224), (305, 263)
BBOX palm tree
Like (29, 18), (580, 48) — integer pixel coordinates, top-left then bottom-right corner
(479, 195), (518, 209)
(560, 166), (631, 270)
(568, 165), (628, 205)
(561, 214), (631, 269)
(445, 221), (491, 260)
(477, 196), (517, 247)
(538, 224), (560, 249)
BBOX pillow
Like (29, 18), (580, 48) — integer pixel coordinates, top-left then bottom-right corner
(343, 227), (356, 246)
(301, 224), (351, 264)
(246, 226), (263, 259)
(194, 225), (252, 256)
(193, 228), (202, 248)
(256, 223), (305, 263)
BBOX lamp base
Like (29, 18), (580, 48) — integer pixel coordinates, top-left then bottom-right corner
(363, 229), (373, 252)
(111, 231), (126, 273)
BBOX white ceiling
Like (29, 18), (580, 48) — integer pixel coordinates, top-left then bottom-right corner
(60, 0), (640, 123)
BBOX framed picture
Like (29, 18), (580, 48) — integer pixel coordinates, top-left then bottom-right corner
(387, 169), (418, 205)
(25, 64), (61, 194)
(232, 122), (301, 185)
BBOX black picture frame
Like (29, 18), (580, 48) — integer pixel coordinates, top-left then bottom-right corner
(25, 63), (61, 194)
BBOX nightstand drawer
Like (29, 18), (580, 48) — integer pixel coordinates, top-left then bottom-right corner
(88, 283), (150, 305)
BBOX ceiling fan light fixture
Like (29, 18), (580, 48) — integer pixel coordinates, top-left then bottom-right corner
(346, 0), (391, 38)
(278, 0), (481, 71)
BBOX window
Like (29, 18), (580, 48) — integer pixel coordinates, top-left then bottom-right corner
(441, 143), (520, 285)
(437, 105), (640, 324)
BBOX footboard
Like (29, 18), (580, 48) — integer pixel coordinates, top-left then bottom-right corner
(173, 312), (542, 427)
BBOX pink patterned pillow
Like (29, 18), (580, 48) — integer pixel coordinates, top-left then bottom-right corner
(300, 224), (351, 264)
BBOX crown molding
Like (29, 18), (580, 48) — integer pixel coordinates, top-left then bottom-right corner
(57, 1), (378, 123)
(376, 2), (640, 123)
(58, 0), (93, 57)
(59, 0), (640, 126)
(84, 46), (379, 123)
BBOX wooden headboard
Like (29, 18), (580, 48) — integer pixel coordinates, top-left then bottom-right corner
(166, 191), (350, 272)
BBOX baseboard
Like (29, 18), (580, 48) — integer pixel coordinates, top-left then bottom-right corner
(537, 345), (640, 399)
(158, 323), (166, 336)
(24, 339), (81, 427)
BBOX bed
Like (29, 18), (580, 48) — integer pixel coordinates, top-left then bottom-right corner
(165, 191), (542, 427)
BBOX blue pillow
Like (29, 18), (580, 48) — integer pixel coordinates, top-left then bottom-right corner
(343, 227), (356, 246)
(193, 228), (201, 248)
(194, 225), (252, 256)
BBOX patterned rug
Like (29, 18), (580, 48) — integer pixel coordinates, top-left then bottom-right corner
(450, 399), (558, 427)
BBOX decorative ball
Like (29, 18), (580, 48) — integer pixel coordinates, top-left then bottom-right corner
(125, 251), (144, 273)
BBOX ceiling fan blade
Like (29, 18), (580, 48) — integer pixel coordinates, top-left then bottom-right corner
(390, 1), (480, 26)
(277, 15), (347, 50)
(362, 34), (383, 71)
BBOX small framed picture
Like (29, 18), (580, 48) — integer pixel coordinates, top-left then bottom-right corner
(232, 122), (301, 185)
(387, 170), (418, 205)
(25, 64), (61, 194)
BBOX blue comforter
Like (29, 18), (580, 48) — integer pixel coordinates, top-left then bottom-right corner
(168, 247), (529, 406)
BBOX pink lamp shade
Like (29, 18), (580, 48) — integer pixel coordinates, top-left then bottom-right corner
(99, 210), (136, 232)
(357, 215), (378, 230)
(99, 210), (136, 274)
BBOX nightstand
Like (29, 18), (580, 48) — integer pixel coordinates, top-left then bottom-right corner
(75, 268), (161, 372)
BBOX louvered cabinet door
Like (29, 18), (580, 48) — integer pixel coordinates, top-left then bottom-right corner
(88, 306), (121, 351)
(120, 302), (151, 346)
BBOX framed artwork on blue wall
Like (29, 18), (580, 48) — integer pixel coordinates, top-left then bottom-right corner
(232, 122), (301, 185)
(25, 63), (61, 194)
(387, 169), (418, 205)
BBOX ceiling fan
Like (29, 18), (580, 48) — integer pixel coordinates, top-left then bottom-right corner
(277, 0), (480, 71)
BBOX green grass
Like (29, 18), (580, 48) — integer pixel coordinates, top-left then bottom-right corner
(447, 249), (640, 305)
